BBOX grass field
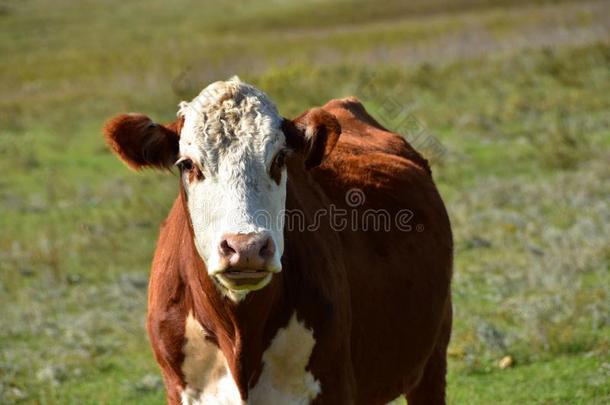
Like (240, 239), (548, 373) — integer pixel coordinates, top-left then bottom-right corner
(1, 0), (609, 403)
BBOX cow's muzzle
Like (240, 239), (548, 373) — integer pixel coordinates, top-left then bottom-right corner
(213, 232), (279, 291)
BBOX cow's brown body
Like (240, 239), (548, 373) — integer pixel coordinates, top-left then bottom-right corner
(146, 98), (452, 404)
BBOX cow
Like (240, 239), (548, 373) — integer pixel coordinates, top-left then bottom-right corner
(103, 76), (452, 405)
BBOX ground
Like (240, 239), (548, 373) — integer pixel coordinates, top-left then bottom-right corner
(0, 0), (609, 403)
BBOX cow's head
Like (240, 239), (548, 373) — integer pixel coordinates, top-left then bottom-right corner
(104, 77), (340, 301)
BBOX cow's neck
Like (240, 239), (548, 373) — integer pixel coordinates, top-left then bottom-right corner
(178, 190), (294, 396)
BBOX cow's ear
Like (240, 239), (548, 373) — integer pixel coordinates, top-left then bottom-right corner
(103, 114), (182, 170)
(282, 108), (341, 170)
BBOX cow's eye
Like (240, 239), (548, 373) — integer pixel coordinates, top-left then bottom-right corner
(175, 157), (203, 181)
(175, 157), (193, 172)
(270, 151), (287, 184)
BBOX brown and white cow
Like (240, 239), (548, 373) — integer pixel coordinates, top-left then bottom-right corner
(103, 77), (452, 404)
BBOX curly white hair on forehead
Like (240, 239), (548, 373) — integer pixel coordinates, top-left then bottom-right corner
(178, 76), (281, 140)
(177, 76), (284, 172)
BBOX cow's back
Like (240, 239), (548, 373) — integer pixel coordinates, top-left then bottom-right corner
(310, 97), (453, 403)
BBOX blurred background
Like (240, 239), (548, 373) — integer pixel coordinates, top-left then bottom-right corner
(1, 0), (609, 403)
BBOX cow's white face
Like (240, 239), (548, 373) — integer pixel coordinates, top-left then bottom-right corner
(177, 78), (287, 301)
(104, 76), (341, 302)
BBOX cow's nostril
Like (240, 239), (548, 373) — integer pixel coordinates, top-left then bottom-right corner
(220, 239), (236, 256)
(259, 237), (275, 260)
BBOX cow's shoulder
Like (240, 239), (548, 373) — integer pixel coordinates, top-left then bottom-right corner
(322, 96), (388, 132)
(320, 97), (431, 175)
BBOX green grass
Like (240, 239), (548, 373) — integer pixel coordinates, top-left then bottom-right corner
(449, 355), (610, 404)
(1, 0), (609, 403)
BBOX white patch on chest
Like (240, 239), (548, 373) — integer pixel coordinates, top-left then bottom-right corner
(180, 312), (320, 405)
(181, 312), (243, 405)
(249, 313), (321, 404)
